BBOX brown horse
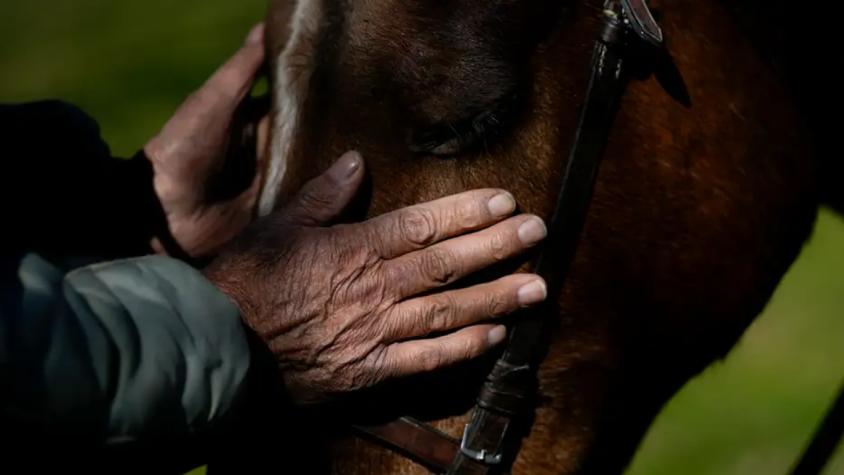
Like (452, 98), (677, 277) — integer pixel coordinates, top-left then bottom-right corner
(250, 0), (837, 473)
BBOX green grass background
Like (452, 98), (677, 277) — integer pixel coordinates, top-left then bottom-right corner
(2, 1), (842, 474)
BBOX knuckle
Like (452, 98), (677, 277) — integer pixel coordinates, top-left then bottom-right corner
(377, 305), (402, 341)
(425, 296), (455, 332)
(399, 208), (438, 246)
(486, 231), (510, 261)
(488, 292), (511, 318)
(379, 263), (404, 297)
(460, 338), (480, 360)
(419, 248), (456, 285)
(365, 269), (392, 304)
(419, 345), (445, 372)
(358, 229), (384, 260)
(297, 185), (335, 212)
(454, 197), (484, 230)
(376, 348), (399, 379)
(366, 349), (390, 384)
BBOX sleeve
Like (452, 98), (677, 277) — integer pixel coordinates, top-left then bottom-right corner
(0, 253), (252, 444)
(1, 101), (169, 259)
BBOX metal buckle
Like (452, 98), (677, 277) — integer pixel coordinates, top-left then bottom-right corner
(459, 424), (503, 465)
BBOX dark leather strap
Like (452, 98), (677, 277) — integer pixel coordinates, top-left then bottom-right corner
(449, 2), (663, 473)
(355, 418), (463, 473)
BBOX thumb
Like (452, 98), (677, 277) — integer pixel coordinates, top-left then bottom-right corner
(201, 23), (267, 104)
(145, 23), (266, 163)
(281, 151), (366, 226)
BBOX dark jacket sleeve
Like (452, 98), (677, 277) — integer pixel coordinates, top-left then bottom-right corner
(0, 253), (251, 443)
(0, 101), (262, 455)
(1, 101), (168, 259)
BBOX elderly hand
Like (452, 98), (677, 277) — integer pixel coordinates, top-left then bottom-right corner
(145, 23), (268, 258)
(205, 152), (549, 404)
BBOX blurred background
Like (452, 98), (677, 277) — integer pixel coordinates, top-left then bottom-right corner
(2, 1), (841, 474)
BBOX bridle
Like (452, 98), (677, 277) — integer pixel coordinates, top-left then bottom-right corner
(354, 1), (665, 473)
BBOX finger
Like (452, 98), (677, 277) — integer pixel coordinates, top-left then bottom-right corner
(280, 151), (365, 226)
(385, 214), (547, 298)
(201, 23), (267, 105)
(364, 189), (518, 259)
(383, 325), (507, 378)
(382, 274), (547, 343)
(256, 114), (270, 162)
(146, 23), (267, 161)
(151, 238), (166, 255)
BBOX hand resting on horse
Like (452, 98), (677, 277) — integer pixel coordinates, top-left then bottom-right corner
(144, 23), (270, 258)
(205, 151), (550, 404)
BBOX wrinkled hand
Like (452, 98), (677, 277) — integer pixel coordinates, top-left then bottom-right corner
(205, 152), (549, 404)
(145, 23), (269, 258)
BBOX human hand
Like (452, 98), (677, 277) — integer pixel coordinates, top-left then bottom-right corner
(145, 23), (269, 258)
(205, 152), (549, 403)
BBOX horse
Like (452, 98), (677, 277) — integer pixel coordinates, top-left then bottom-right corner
(244, 0), (839, 473)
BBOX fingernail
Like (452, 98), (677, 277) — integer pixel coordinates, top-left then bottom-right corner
(488, 326), (507, 346)
(518, 217), (547, 245)
(246, 23), (265, 46)
(487, 192), (516, 218)
(518, 279), (547, 306)
(330, 151), (362, 181)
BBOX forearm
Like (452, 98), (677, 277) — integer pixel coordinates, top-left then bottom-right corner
(1, 254), (251, 443)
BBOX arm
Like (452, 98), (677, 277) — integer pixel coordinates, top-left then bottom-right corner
(0, 253), (250, 443)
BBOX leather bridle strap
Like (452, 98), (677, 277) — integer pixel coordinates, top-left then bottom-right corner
(449, 2), (662, 473)
(355, 417), (461, 473)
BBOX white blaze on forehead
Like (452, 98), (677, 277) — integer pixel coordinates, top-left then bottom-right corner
(258, 0), (324, 216)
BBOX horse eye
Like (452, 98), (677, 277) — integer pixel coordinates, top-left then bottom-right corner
(408, 91), (521, 156)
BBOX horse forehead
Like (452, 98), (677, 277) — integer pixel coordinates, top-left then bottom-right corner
(261, 0), (327, 215)
(271, 0), (532, 61)
(260, 0), (549, 213)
